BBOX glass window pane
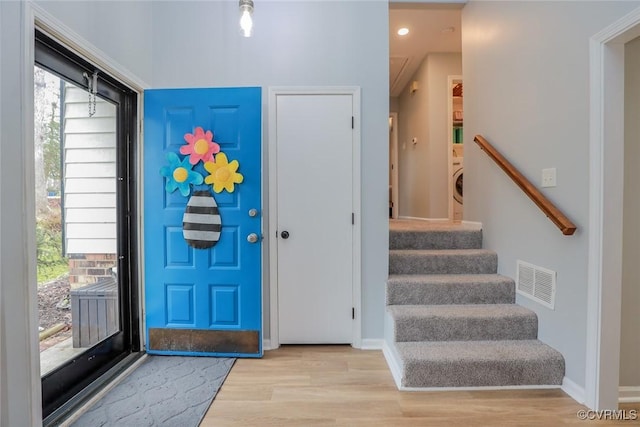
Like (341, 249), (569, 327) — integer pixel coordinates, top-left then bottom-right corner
(35, 66), (120, 376)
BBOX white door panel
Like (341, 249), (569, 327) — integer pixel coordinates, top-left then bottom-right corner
(276, 94), (353, 343)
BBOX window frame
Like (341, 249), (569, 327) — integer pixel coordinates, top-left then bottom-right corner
(35, 29), (141, 423)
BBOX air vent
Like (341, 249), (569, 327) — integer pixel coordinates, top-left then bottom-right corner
(516, 260), (556, 309)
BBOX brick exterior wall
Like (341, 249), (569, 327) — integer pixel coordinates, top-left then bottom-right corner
(68, 253), (117, 289)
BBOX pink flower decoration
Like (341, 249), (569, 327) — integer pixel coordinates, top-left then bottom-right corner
(180, 127), (220, 164)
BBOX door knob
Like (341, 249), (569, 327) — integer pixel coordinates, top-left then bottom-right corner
(248, 208), (259, 217)
(247, 233), (259, 243)
(280, 231), (289, 239)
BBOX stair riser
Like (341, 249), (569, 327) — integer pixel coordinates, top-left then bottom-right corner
(389, 254), (498, 275)
(386, 282), (515, 305)
(390, 231), (482, 250)
(402, 359), (564, 387)
(392, 316), (537, 342)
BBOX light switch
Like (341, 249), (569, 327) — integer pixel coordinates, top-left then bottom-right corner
(542, 168), (556, 188)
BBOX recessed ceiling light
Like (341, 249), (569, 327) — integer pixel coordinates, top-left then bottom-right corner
(397, 28), (409, 36)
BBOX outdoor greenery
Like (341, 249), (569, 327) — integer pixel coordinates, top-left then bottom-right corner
(36, 210), (68, 285)
(36, 92), (66, 285)
(43, 101), (61, 195)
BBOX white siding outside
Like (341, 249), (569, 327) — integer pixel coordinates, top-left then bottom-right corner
(63, 84), (117, 254)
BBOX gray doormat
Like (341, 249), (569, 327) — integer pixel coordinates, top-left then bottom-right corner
(71, 355), (235, 427)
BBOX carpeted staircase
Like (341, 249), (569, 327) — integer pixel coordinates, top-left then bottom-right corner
(384, 221), (565, 388)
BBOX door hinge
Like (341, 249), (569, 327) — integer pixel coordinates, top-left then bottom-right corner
(352, 307), (355, 319)
(351, 213), (355, 225)
(351, 116), (354, 129)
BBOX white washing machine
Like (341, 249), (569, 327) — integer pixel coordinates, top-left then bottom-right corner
(452, 157), (463, 221)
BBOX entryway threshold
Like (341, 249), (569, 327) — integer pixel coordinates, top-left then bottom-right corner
(44, 352), (147, 427)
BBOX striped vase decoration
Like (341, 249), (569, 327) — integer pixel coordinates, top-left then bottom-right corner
(182, 190), (221, 249)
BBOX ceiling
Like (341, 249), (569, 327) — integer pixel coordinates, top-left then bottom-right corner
(389, 4), (462, 98)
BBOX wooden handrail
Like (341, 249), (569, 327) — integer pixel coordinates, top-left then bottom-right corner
(474, 135), (576, 236)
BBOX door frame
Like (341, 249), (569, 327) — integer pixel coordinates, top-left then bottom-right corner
(447, 75), (462, 221)
(20, 3), (147, 423)
(389, 112), (399, 219)
(267, 87), (362, 349)
(587, 5), (640, 411)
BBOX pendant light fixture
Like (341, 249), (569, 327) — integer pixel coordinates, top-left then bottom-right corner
(239, 0), (254, 37)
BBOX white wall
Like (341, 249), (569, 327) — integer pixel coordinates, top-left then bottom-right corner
(0, 1), (153, 424)
(150, 0), (389, 341)
(1, 1), (387, 423)
(1, 2), (39, 425)
(397, 53), (461, 218)
(34, 1), (153, 85)
(33, 0), (389, 344)
(1, 3), (40, 425)
(398, 57), (430, 217)
(621, 35), (640, 388)
(462, 0), (640, 391)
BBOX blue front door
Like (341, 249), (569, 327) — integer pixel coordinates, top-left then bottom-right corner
(143, 87), (262, 357)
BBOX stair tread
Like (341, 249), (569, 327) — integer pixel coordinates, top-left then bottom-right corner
(395, 339), (563, 362)
(388, 304), (535, 319)
(396, 339), (566, 386)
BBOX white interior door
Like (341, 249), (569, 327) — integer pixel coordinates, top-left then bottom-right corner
(275, 93), (354, 344)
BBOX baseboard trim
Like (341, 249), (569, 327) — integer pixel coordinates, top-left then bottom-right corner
(382, 341), (403, 389)
(263, 339), (382, 351)
(360, 339), (384, 350)
(263, 339), (278, 351)
(562, 377), (586, 404)
(398, 384), (561, 392)
(619, 386), (640, 403)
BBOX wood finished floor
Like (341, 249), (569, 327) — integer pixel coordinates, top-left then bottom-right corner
(201, 345), (640, 426)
